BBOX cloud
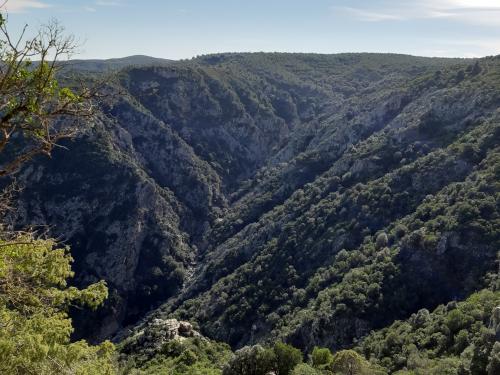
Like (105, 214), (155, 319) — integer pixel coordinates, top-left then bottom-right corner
(3, 0), (51, 12)
(333, 0), (500, 26)
(444, 37), (500, 56)
(79, 0), (123, 13)
(450, 0), (500, 8)
(337, 7), (405, 22)
(95, 0), (123, 6)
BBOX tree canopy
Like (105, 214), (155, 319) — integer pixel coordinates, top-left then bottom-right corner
(0, 236), (115, 374)
(0, 12), (95, 177)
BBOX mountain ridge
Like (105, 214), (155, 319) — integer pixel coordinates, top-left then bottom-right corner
(5, 53), (499, 367)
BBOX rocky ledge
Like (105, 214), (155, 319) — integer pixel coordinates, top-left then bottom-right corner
(120, 318), (202, 356)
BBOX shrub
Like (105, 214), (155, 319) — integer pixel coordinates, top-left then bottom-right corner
(311, 347), (333, 369)
(274, 342), (303, 375)
(291, 363), (322, 375)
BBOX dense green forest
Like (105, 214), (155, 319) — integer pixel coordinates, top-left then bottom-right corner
(0, 9), (499, 374)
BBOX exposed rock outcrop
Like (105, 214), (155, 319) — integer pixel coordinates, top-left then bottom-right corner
(121, 318), (201, 355)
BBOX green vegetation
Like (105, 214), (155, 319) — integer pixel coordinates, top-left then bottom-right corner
(222, 344), (276, 375)
(330, 350), (377, 375)
(312, 347), (334, 370)
(0, 10), (116, 374)
(220, 343), (384, 375)
(120, 336), (232, 375)
(359, 290), (500, 374)
(274, 341), (304, 375)
(0, 236), (115, 374)
(15, 50), (499, 349)
(2, 6), (500, 373)
(0, 13), (94, 177)
(148, 54), (500, 356)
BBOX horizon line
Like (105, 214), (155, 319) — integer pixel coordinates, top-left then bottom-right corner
(67, 51), (496, 62)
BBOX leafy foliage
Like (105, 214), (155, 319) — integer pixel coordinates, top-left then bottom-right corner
(311, 346), (333, 369)
(0, 236), (115, 374)
(222, 344), (275, 375)
(292, 363), (322, 375)
(274, 341), (304, 375)
(359, 290), (500, 374)
(120, 335), (232, 375)
(144, 54), (500, 353)
(0, 13), (95, 177)
(330, 350), (374, 375)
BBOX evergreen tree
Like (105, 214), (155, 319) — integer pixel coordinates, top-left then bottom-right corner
(0, 236), (115, 374)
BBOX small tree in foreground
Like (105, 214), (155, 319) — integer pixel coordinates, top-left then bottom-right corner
(0, 235), (115, 374)
(0, 11), (97, 178)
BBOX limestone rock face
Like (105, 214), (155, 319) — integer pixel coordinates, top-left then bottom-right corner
(121, 319), (200, 355)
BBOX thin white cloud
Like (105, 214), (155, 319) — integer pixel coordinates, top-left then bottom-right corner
(399, 33), (500, 57)
(444, 37), (500, 56)
(79, 0), (123, 13)
(333, 0), (500, 26)
(449, 0), (500, 8)
(338, 7), (405, 22)
(2, 0), (51, 12)
(95, 0), (123, 6)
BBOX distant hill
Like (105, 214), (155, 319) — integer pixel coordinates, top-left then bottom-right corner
(60, 54), (173, 72)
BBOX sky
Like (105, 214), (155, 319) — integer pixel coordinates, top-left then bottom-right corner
(3, 0), (500, 60)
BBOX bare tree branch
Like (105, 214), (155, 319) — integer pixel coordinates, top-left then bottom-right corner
(0, 13), (99, 179)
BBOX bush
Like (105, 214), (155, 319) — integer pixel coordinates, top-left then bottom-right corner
(488, 342), (500, 375)
(291, 363), (322, 375)
(274, 342), (303, 375)
(223, 345), (275, 375)
(330, 350), (371, 375)
(375, 232), (389, 249)
(311, 347), (333, 369)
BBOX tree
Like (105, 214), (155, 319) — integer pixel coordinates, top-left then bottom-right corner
(330, 350), (370, 375)
(0, 235), (115, 374)
(0, 11), (96, 178)
(274, 342), (303, 375)
(222, 345), (275, 375)
(487, 342), (500, 375)
(311, 346), (333, 369)
(375, 232), (388, 250)
(291, 363), (322, 375)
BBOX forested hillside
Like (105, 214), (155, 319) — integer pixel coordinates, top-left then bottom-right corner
(5, 52), (500, 374)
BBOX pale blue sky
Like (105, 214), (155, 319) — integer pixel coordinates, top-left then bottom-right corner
(4, 0), (500, 59)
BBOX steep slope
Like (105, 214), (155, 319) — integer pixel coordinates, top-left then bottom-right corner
(358, 289), (500, 374)
(143, 55), (499, 350)
(5, 53), (499, 353)
(11, 101), (224, 339)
